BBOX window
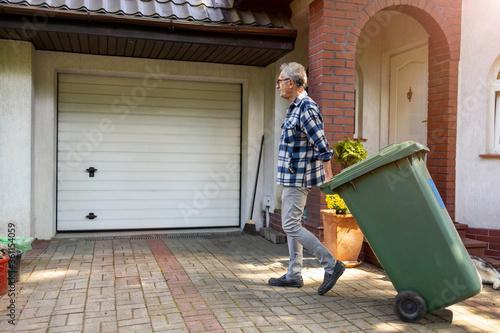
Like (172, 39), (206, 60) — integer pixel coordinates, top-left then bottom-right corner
(491, 71), (500, 153)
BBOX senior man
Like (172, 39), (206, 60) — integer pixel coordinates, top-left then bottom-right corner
(269, 62), (345, 295)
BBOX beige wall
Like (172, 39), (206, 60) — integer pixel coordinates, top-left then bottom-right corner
(456, 0), (500, 230)
(0, 40), (34, 238)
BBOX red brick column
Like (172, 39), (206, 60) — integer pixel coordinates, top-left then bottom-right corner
(306, 0), (358, 235)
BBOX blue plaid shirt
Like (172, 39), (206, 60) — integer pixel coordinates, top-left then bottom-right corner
(277, 91), (333, 188)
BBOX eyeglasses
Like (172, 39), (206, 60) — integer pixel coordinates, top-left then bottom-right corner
(276, 78), (291, 85)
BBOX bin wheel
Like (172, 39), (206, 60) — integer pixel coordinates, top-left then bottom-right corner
(393, 290), (427, 323)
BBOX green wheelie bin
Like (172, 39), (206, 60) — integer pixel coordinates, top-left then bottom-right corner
(320, 141), (481, 323)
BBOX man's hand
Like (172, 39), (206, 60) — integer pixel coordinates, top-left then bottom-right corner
(322, 160), (333, 182)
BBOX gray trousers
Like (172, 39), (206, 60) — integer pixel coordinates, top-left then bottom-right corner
(282, 186), (336, 279)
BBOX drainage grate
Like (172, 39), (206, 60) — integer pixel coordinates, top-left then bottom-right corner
(84, 232), (244, 242)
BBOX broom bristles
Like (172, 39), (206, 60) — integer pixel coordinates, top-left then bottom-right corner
(243, 220), (258, 235)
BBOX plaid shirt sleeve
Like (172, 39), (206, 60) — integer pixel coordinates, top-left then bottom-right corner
(299, 100), (333, 163)
(277, 92), (333, 188)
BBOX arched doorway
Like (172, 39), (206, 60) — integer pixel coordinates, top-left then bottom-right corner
(355, 10), (429, 156)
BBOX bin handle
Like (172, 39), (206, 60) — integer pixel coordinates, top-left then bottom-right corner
(379, 143), (399, 155)
(349, 181), (357, 192)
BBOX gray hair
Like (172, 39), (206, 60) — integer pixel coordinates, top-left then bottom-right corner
(280, 62), (307, 88)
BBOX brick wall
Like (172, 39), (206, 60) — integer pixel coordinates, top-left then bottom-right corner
(267, 209), (283, 233)
(466, 227), (500, 260)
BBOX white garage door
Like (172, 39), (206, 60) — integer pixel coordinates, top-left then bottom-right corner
(57, 74), (241, 231)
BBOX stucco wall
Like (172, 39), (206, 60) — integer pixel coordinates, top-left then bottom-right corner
(0, 40), (34, 238)
(1, 43), (268, 239)
(456, 0), (500, 229)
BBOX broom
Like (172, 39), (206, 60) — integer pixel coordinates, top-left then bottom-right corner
(243, 135), (264, 235)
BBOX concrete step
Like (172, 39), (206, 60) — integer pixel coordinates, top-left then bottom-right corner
(259, 227), (286, 244)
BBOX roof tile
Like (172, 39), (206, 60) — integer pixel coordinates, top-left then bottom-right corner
(0, 0), (292, 28)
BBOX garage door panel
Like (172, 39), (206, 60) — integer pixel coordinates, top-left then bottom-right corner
(58, 112), (241, 127)
(58, 190), (239, 202)
(59, 93), (241, 110)
(58, 196), (240, 210)
(58, 157), (239, 171)
(58, 202), (239, 217)
(58, 207), (238, 229)
(58, 154), (240, 170)
(59, 74), (242, 93)
(59, 103), (240, 119)
(57, 169), (239, 182)
(58, 208), (239, 220)
(56, 122), (239, 139)
(58, 141), (240, 155)
(58, 217), (238, 231)
(58, 131), (238, 145)
(57, 74), (241, 231)
(58, 122), (240, 137)
(59, 82), (241, 101)
(58, 180), (241, 191)
(58, 117), (240, 132)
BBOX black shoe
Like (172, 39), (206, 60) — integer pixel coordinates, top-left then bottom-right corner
(318, 261), (346, 295)
(268, 274), (304, 288)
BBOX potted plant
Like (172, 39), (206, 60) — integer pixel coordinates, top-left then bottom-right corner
(333, 136), (367, 169)
(321, 137), (367, 267)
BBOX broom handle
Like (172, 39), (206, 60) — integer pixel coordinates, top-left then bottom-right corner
(250, 135), (264, 220)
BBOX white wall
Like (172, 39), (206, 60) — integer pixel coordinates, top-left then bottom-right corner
(1, 44), (268, 239)
(456, 0), (500, 230)
(0, 40), (34, 238)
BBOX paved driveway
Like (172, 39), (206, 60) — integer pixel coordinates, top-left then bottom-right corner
(0, 232), (498, 332)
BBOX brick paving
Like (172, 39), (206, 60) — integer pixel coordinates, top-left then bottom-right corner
(0, 232), (499, 332)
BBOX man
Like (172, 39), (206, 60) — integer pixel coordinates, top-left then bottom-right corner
(269, 62), (345, 295)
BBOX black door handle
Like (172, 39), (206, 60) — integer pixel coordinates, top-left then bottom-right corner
(86, 167), (97, 177)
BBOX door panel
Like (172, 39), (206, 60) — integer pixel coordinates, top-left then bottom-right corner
(389, 45), (428, 145)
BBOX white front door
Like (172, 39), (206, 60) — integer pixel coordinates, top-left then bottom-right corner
(57, 74), (241, 231)
(389, 45), (428, 145)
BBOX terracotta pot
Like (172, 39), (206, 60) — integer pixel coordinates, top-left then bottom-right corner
(321, 209), (364, 268)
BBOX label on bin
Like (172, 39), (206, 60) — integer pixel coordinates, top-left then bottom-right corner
(428, 178), (446, 209)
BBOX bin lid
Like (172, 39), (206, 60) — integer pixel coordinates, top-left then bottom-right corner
(320, 141), (429, 194)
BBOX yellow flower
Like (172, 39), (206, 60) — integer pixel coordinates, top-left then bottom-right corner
(326, 194), (349, 214)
